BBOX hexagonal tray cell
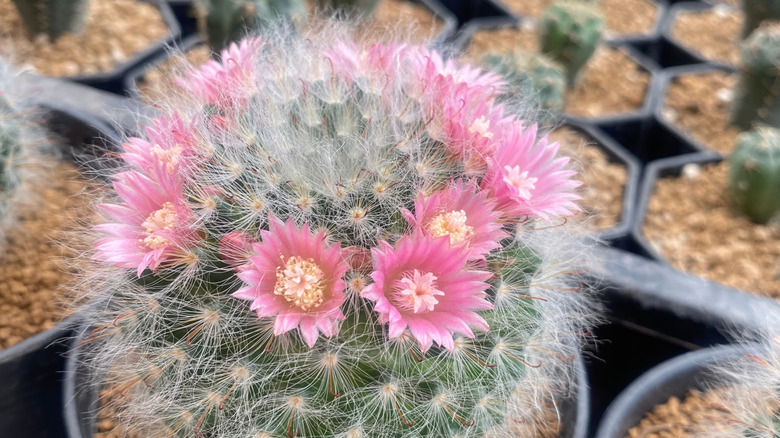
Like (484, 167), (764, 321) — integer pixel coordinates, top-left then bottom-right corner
(656, 65), (740, 156)
(549, 122), (640, 242)
(0, 0), (180, 95)
(493, 0), (664, 41)
(663, 1), (742, 67)
(456, 21), (656, 123)
(635, 153), (780, 298)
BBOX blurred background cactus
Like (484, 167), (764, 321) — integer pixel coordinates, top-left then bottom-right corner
(76, 25), (595, 438)
(0, 95), (21, 233)
(742, 0), (780, 38)
(728, 126), (780, 224)
(538, 0), (604, 86)
(9, 0), (90, 41)
(481, 51), (565, 126)
(195, 0), (305, 52)
(312, 0), (381, 19)
(731, 23), (780, 130)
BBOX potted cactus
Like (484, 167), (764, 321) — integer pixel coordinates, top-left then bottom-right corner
(67, 24), (596, 437)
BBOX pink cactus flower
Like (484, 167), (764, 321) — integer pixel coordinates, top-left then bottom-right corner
(481, 122), (581, 222)
(361, 233), (493, 352)
(402, 180), (508, 261)
(232, 217), (351, 348)
(94, 171), (199, 276)
(219, 231), (256, 271)
(180, 37), (264, 109)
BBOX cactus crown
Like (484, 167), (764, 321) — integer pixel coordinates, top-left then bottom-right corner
(732, 23), (780, 130)
(195, 0), (305, 52)
(538, 0), (604, 86)
(10, 0), (90, 41)
(728, 126), (780, 224)
(742, 0), (780, 38)
(480, 51), (565, 125)
(79, 26), (593, 438)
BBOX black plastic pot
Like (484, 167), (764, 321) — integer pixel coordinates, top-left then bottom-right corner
(585, 245), (780, 434)
(0, 317), (79, 438)
(661, 1), (741, 69)
(61, 0), (182, 95)
(593, 343), (753, 438)
(63, 326), (590, 438)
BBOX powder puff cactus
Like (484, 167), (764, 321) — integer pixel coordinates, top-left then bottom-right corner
(76, 24), (596, 437)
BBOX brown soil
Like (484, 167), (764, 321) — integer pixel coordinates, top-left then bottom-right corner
(365, 0), (443, 44)
(0, 159), (94, 349)
(136, 45), (212, 104)
(625, 388), (735, 438)
(464, 29), (650, 118)
(643, 161), (780, 297)
(671, 6), (742, 66)
(662, 71), (740, 155)
(550, 127), (626, 230)
(0, 0), (169, 77)
(499, 0), (658, 37)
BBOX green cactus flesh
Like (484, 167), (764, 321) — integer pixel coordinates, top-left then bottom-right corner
(481, 51), (566, 117)
(313, 0), (381, 18)
(728, 126), (780, 224)
(197, 0), (305, 52)
(538, 0), (604, 86)
(731, 23), (780, 130)
(10, 0), (90, 41)
(0, 97), (21, 218)
(742, 0), (780, 39)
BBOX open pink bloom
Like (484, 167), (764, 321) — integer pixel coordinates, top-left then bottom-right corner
(480, 122), (581, 222)
(94, 170), (199, 276)
(402, 181), (508, 261)
(361, 233), (493, 352)
(232, 217), (351, 348)
(180, 37), (264, 109)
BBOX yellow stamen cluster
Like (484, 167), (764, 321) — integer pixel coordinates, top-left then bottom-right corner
(141, 201), (178, 250)
(427, 210), (474, 245)
(274, 255), (326, 311)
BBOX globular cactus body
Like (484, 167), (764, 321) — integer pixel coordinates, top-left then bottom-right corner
(196, 0), (305, 52)
(80, 26), (594, 438)
(732, 23), (780, 130)
(481, 51), (565, 123)
(742, 0), (780, 38)
(313, 0), (381, 18)
(538, 0), (603, 86)
(10, 0), (90, 41)
(728, 126), (780, 224)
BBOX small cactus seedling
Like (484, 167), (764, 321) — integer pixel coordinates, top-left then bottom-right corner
(77, 25), (596, 437)
(10, 0), (90, 41)
(728, 126), (780, 224)
(742, 0), (780, 38)
(731, 23), (780, 130)
(538, 0), (604, 86)
(312, 0), (381, 18)
(195, 0), (305, 52)
(481, 51), (566, 123)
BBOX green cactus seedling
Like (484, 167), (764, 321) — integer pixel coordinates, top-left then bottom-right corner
(196, 0), (305, 52)
(10, 0), (90, 41)
(481, 51), (566, 116)
(313, 0), (381, 18)
(728, 126), (780, 224)
(731, 23), (780, 130)
(538, 0), (604, 86)
(742, 0), (780, 39)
